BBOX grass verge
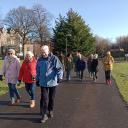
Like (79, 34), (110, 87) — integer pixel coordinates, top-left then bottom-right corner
(112, 62), (128, 103)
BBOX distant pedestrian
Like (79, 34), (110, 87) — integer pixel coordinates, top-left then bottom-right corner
(76, 53), (86, 80)
(87, 54), (93, 78)
(18, 51), (37, 108)
(36, 45), (63, 123)
(0, 49), (21, 105)
(103, 51), (114, 86)
(73, 50), (82, 77)
(91, 54), (98, 82)
(65, 53), (73, 81)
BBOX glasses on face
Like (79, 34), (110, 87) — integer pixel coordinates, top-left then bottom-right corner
(8, 53), (13, 55)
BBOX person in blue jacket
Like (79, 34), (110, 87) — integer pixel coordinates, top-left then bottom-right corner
(36, 45), (63, 123)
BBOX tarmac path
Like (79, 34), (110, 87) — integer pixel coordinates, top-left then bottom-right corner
(0, 61), (128, 128)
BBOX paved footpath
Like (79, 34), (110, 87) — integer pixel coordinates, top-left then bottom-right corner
(0, 61), (128, 128)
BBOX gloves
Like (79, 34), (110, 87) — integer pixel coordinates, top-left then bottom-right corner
(32, 76), (36, 81)
(57, 78), (62, 83)
(17, 80), (21, 86)
(36, 81), (40, 87)
(0, 75), (3, 81)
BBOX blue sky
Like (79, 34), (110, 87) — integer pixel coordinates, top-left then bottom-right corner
(0, 0), (128, 42)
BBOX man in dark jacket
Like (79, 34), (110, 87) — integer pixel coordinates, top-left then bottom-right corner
(76, 54), (86, 80)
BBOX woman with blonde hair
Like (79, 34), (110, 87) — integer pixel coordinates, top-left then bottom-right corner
(103, 51), (114, 86)
(18, 51), (37, 108)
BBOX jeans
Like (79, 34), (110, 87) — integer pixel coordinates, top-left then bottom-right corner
(25, 83), (36, 100)
(8, 83), (20, 101)
(40, 86), (56, 118)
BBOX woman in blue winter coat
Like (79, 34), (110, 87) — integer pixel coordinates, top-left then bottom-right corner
(36, 45), (63, 123)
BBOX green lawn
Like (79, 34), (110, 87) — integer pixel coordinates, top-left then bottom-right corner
(0, 60), (7, 95)
(112, 62), (128, 103)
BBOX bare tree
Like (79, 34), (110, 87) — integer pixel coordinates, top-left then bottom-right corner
(32, 4), (52, 45)
(4, 6), (34, 57)
(0, 12), (3, 27)
(95, 36), (111, 57)
(116, 36), (128, 53)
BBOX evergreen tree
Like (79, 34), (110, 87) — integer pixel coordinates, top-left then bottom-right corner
(53, 9), (95, 55)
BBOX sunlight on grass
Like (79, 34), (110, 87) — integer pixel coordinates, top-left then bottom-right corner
(112, 62), (128, 103)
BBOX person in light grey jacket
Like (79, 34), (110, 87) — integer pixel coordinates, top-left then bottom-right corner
(0, 49), (21, 105)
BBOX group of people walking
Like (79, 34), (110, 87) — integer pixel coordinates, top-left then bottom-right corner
(63, 50), (86, 81)
(87, 53), (99, 81)
(87, 51), (114, 85)
(0, 46), (114, 123)
(0, 45), (63, 123)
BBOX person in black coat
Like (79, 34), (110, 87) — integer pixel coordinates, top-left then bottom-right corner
(91, 54), (98, 81)
(76, 54), (86, 80)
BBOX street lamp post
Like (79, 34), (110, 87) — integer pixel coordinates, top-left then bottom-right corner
(65, 34), (71, 56)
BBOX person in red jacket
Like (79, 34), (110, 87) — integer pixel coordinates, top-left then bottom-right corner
(18, 51), (37, 108)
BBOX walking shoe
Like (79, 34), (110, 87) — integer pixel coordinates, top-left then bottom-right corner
(108, 80), (112, 86)
(106, 80), (109, 85)
(30, 100), (35, 108)
(8, 98), (15, 105)
(40, 115), (48, 123)
(15, 99), (20, 105)
(48, 111), (54, 118)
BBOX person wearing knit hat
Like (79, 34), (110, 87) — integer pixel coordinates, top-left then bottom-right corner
(18, 51), (37, 108)
(36, 45), (63, 123)
(103, 51), (114, 86)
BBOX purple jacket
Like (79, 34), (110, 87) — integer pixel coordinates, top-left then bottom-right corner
(1, 56), (20, 84)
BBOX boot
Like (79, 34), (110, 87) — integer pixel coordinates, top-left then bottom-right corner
(109, 80), (112, 86)
(30, 100), (35, 108)
(106, 80), (109, 85)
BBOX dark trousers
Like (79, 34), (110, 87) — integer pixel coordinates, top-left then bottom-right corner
(105, 70), (111, 81)
(40, 86), (56, 118)
(78, 70), (84, 79)
(25, 83), (36, 100)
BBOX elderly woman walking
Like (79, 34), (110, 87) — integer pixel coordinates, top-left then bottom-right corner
(0, 49), (21, 105)
(18, 51), (37, 108)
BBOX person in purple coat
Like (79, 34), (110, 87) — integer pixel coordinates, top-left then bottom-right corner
(0, 49), (21, 105)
